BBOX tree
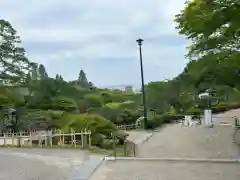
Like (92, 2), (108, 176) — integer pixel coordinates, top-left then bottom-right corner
(55, 74), (60, 80)
(175, 0), (240, 57)
(77, 69), (89, 87)
(38, 64), (48, 79)
(0, 19), (31, 83)
(59, 75), (64, 81)
(30, 62), (38, 80)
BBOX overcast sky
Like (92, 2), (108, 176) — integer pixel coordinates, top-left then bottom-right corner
(1, 0), (188, 88)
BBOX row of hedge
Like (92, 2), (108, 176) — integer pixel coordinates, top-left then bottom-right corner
(146, 102), (240, 129)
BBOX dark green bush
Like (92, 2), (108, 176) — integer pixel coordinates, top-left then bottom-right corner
(51, 96), (78, 112)
(211, 102), (228, 113)
(186, 107), (201, 115)
(100, 139), (114, 149)
(91, 133), (106, 146)
(146, 115), (167, 129)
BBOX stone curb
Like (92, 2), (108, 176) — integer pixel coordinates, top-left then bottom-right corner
(104, 157), (240, 164)
(77, 156), (106, 180)
(133, 133), (153, 145)
(86, 157), (106, 180)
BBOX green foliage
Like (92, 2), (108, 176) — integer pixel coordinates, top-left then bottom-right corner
(175, 0), (240, 57)
(185, 107), (201, 116)
(212, 102), (229, 113)
(0, 19), (31, 83)
(51, 96), (78, 112)
(0, 86), (25, 108)
(84, 94), (103, 108)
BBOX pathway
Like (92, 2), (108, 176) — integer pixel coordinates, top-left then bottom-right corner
(90, 109), (240, 180)
(0, 148), (104, 180)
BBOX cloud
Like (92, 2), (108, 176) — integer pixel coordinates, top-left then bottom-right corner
(0, 0), (187, 87)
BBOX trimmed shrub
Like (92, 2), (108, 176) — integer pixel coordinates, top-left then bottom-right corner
(91, 133), (106, 146)
(185, 107), (201, 119)
(211, 102), (228, 113)
(51, 96), (78, 112)
(101, 139), (114, 149)
(146, 115), (166, 129)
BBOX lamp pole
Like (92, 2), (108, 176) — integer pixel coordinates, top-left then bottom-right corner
(136, 38), (147, 129)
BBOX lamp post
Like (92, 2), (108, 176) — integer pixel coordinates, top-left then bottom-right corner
(136, 38), (147, 129)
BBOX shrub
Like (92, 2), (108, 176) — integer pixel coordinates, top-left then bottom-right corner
(70, 114), (118, 137)
(211, 102), (228, 113)
(146, 115), (165, 129)
(51, 96), (78, 112)
(83, 94), (103, 108)
(100, 139), (114, 149)
(91, 133), (106, 146)
(115, 130), (129, 144)
(118, 109), (141, 125)
(185, 107), (201, 119)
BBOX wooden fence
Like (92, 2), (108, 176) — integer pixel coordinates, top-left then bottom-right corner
(0, 128), (91, 148)
(117, 123), (141, 131)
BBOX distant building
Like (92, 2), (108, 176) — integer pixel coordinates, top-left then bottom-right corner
(125, 86), (133, 92)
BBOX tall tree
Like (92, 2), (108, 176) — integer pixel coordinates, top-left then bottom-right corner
(38, 64), (48, 79)
(77, 69), (88, 87)
(0, 19), (31, 83)
(30, 62), (38, 80)
(59, 75), (64, 81)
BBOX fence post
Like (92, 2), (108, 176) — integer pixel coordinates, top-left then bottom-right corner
(112, 132), (116, 158)
(74, 131), (76, 148)
(88, 131), (91, 148)
(81, 130), (84, 148)
(3, 133), (7, 146)
(29, 131), (32, 147)
(124, 140), (127, 156)
(49, 130), (53, 147)
(133, 143), (136, 157)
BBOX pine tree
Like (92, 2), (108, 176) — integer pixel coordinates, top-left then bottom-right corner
(0, 19), (31, 83)
(77, 69), (88, 87)
(38, 64), (48, 79)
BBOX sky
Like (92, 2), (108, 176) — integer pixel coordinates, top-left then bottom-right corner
(0, 0), (188, 88)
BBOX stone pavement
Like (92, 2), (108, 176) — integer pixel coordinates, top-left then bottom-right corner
(138, 124), (240, 159)
(90, 109), (240, 180)
(91, 160), (240, 180)
(0, 148), (104, 180)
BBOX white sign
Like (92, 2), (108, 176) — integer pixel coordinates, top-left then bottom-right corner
(184, 115), (193, 126)
(204, 109), (213, 127)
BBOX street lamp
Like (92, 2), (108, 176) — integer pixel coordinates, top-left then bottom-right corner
(136, 38), (147, 129)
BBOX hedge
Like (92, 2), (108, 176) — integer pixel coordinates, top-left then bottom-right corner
(146, 102), (240, 129)
(211, 102), (240, 114)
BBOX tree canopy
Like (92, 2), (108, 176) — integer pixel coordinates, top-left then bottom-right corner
(0, 19), (32, 83)
(175, 0), (240, 57)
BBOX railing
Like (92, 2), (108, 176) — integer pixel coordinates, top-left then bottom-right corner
(0, 128), (91, 148)
(117, 123), (141, 131)
(124, 140), (137, 157)
(233, 117), (240, 144)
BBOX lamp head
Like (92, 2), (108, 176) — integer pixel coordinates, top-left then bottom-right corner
(136, 38), (143, 46)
